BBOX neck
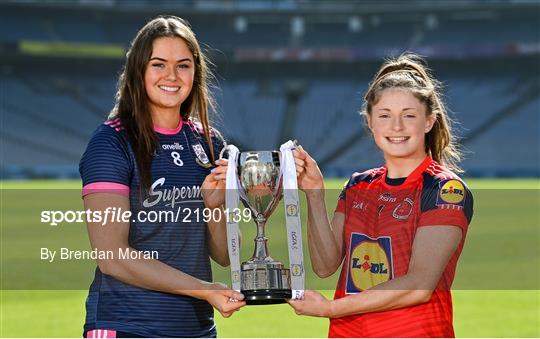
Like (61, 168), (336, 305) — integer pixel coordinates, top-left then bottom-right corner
(151, 110), (181, 129)
(385, 153), (427, 178)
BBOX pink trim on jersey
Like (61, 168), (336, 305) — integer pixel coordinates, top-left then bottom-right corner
(426, 162), (459, 180)
(154, 119), (183, 135)
(186, 119), (215, 137)
(104, 118), (120, 126)
(351, 166), (385, 180)
(86, 329), (117, 338)
(82, 182), (130, 197)
(105, 118), (124, 132)
(425, 167), (438, 177)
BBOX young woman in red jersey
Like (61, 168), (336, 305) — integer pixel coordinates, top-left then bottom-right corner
(289, 53), (473, 338)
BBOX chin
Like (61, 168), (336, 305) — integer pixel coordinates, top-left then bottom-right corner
(381, 147), (417, 159)
(160, 101), (182, 108)
(385, 153), (412, 160)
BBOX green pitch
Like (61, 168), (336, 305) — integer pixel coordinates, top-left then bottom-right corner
(1, 179), (538, 337)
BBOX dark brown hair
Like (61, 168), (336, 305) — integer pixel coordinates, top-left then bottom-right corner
(362, 53), (462, 173)
(109, 15), (217, 192)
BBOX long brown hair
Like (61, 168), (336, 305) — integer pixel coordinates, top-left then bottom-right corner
(109, 15), (217, 192)
(362, 53), (462, 173)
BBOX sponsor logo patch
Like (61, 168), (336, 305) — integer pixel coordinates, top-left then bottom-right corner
(346, 233), (393, 294)
(436, 179), (465, 207)
(286, 204), (298, 216)
(378, 192), (397, 203)
(291, 264), (303, 276)
(232, 270), (240, 283)
(162, 142), (184, 151)
(352, 200), (367, 211)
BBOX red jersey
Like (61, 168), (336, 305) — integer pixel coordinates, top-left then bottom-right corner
(329, 156), (473, 338)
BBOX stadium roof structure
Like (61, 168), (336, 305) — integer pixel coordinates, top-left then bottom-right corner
(2, 0), (539, 14)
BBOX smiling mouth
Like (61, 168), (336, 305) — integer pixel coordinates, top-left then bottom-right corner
(386, 136), (410, 144)
(158, 85), (180, 93)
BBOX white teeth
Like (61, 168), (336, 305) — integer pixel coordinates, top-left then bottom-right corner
(387, 137), (409, 143)
(159, 85), (179, 92)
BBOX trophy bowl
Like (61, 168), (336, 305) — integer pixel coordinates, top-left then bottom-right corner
(237, 151), (292, 304)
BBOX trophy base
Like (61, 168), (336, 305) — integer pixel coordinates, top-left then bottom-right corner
(243, 289), (292, 305)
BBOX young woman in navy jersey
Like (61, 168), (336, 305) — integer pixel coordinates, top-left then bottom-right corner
(289, 54), (473, 338)
(79, 16), (244, 338)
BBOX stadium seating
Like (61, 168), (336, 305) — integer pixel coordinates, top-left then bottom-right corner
(3, 64), (537, 178)
(1, 2), (538, 178)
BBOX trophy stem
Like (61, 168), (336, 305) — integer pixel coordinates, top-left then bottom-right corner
(252, 215), (271, 261)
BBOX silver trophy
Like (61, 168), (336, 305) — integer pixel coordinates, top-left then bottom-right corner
(237, 151), (292, 304)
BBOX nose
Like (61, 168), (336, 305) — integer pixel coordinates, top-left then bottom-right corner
(165, 65), (177, 81)
(391, 116), (404, 131)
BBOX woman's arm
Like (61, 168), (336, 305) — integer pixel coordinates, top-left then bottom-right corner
(84, 192), (244, 317)
(201, 159), (237, 267)
(305, 192), (345, 277)
(293, 147), (344, 277)
(205, 206), (230, 266)
(289, 225), (462, 317)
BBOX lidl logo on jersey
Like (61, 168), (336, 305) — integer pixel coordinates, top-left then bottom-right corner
(436, 179), (465, 206)
(346, 233), (393, 294)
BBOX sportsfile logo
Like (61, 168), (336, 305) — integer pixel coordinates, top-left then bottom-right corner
(41, 206), (252, 227)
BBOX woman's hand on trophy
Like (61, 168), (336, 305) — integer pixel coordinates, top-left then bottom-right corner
(204, 282), (246, 318)
(202, 159), (228, 208)
(287, 290), (332, 318)
(292, 146), (324, 194)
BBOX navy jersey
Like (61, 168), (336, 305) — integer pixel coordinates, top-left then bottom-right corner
(79, 118), (225, 338)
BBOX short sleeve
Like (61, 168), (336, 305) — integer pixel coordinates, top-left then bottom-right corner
(334, 170), (379, 214)
(79, 125), (132, 197)
(334, 179), (349, 214)
(418, 178), (474, 232)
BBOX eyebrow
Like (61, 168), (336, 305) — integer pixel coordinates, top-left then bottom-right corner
(149, 57), (192, 63)
(377, 108), (417, 112)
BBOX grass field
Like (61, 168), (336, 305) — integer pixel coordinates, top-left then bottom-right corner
(1, 179), (539, 337)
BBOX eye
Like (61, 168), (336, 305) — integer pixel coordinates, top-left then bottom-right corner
(378, 114), (390, 118)
(404, 114), (416, 118)
(151, 63), (165, 68)
(177, 64), (190, 70)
